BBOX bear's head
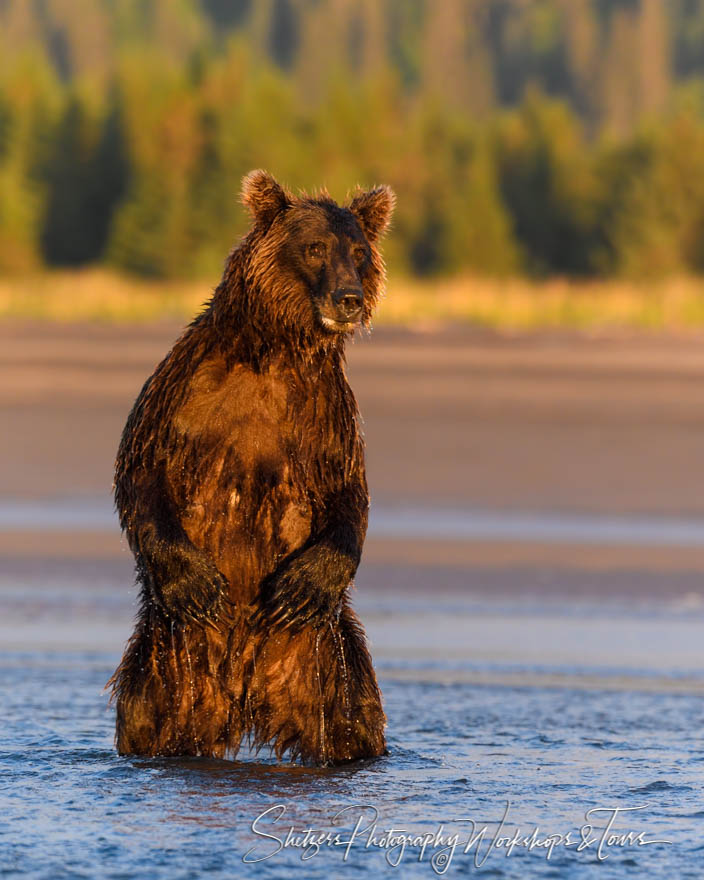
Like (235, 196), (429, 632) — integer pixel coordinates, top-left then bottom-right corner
(229, 170), (394, 348)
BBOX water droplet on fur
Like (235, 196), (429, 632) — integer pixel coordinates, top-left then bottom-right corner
(330, 621), (352, 760)
(183, 630), (198, 746)
(169, 620), (180, 687)
(314, 629), (326, 765)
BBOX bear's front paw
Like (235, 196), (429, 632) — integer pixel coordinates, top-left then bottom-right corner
(251, 559), (344, 632)
(151, 546), (232, 629)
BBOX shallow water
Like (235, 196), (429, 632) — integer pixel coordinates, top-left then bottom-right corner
(1, 651), (702, 879)
(1, 560), (703, 879)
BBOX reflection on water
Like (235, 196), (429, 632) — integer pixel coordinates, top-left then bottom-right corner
(0, 498), (117, 530)
(370, 507), (704, 546)
(0, 562), (702, 878)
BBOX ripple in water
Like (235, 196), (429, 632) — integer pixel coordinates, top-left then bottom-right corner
(1, 647), (701, 879)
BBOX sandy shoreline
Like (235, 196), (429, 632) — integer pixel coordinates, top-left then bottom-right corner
(3, 321), (704, 592)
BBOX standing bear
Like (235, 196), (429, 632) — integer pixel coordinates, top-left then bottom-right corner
(109, 170), (395, 765)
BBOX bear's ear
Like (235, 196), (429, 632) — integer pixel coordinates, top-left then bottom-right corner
(241, 170), (290, 227)
(348, 185), (396, 242)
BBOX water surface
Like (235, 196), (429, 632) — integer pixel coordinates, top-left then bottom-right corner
(1, 560), (702, 878)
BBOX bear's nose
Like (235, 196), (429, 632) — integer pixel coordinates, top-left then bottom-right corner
(332, 287), (363, 318)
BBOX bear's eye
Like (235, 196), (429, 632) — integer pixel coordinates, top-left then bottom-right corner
(307, 241), (326, 260)
(353, 246), (367, 265)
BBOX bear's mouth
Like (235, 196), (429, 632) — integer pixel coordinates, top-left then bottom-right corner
(319, 315), (360, 333)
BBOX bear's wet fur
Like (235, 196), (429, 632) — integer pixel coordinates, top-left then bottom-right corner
(108, 170), (395, 764)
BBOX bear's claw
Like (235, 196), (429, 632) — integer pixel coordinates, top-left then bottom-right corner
(152, 556), (233, 630)
(250, 571), (341, 632)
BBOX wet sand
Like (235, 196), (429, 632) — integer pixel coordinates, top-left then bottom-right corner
(2, 320), (704, 596)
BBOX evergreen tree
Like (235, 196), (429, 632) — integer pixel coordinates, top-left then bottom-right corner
(40, 96), (96, 265)
(89, 89), (130, 260)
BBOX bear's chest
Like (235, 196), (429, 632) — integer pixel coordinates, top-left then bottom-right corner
(171, 356), (359, 508)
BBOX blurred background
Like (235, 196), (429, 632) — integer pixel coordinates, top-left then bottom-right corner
(5, 0), (704, 321)
(2, 4), (704, 879)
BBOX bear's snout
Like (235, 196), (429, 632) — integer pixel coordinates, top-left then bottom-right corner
(332, 286), (363, 322)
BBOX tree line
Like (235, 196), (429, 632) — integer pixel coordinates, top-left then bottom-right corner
(2, 0), (704, 278)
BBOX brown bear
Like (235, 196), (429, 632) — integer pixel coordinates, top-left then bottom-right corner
(109, 170), (395, 765)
